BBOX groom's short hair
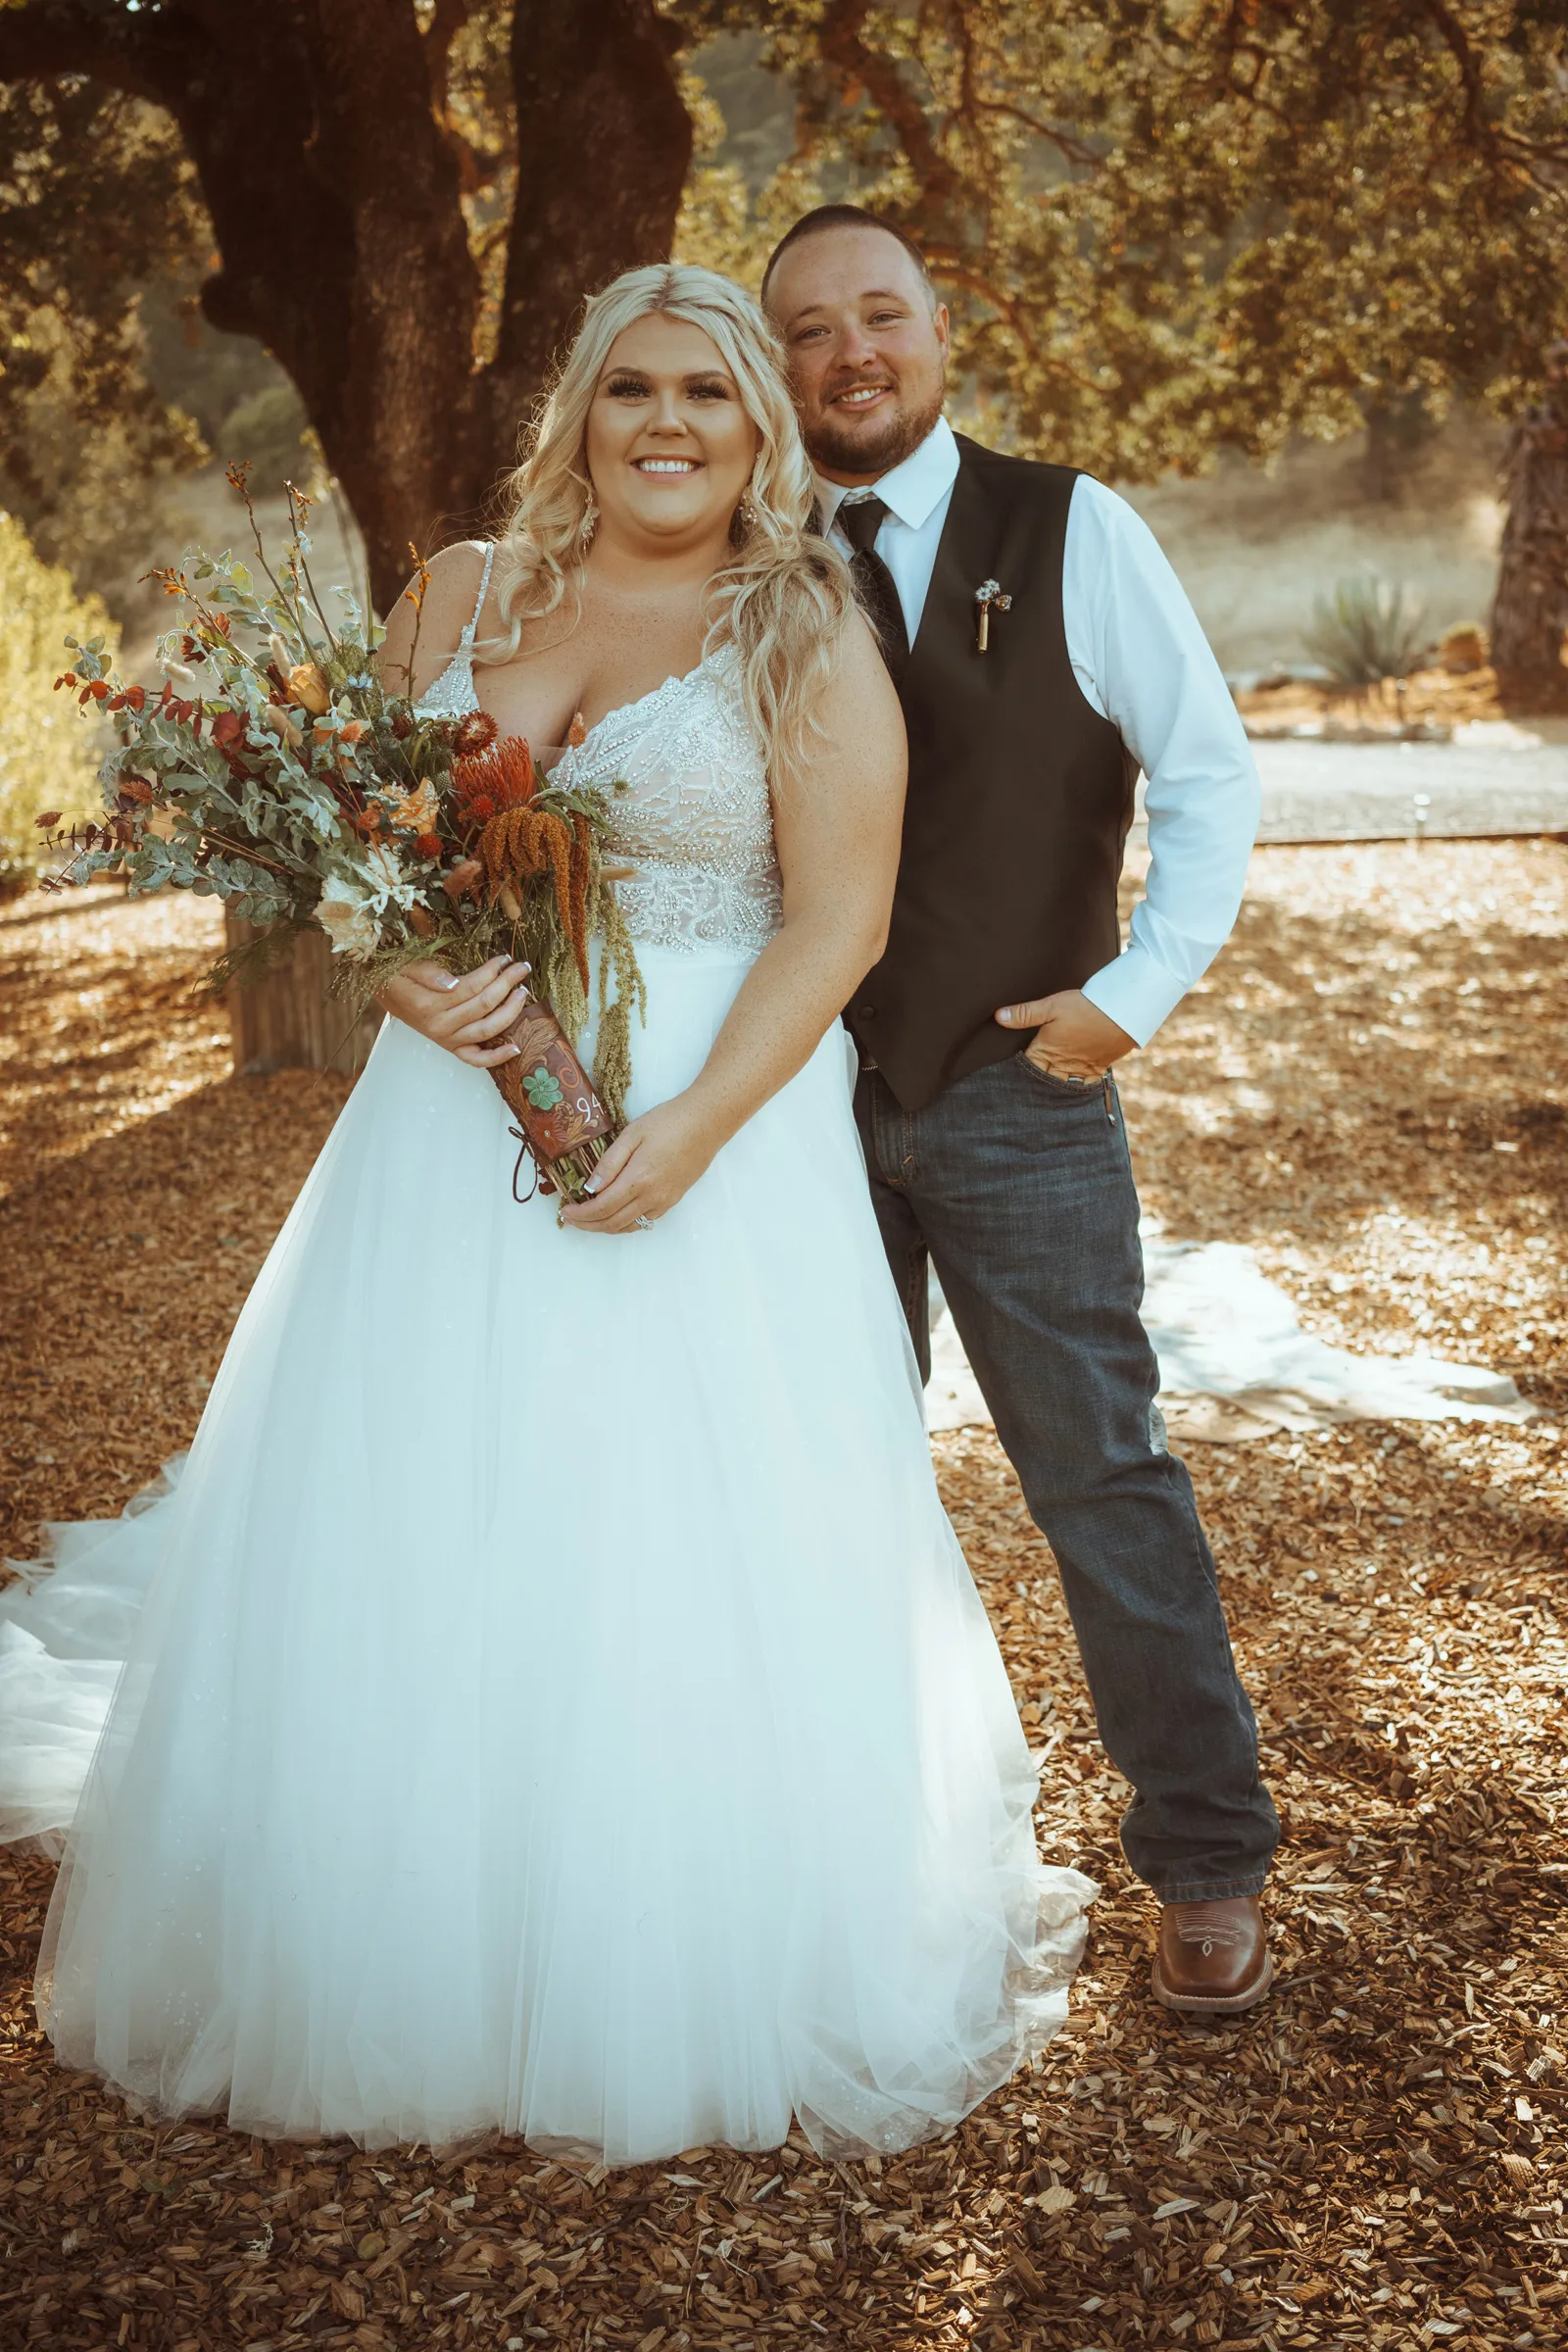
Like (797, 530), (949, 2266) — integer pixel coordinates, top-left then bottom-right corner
(760, 206), (936, 312)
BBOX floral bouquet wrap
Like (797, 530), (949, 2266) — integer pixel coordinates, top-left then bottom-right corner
(39, 473), (643, 1202)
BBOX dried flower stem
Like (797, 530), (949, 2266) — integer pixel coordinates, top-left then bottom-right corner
(400, 545), (432, 696)
(284, 479), (341, 662)
(196, 830), (296, 879)
(226, 461), (324, 660)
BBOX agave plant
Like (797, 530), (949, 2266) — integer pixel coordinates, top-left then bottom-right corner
(1302, 576), (1429, 688)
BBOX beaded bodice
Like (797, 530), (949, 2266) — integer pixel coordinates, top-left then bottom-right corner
(416, 579), (782, 959)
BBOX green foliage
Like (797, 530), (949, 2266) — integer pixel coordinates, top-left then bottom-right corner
(0, 511), (118, 896)
(2, 1), (1564, 609)
(673, 0), (1568, 480)
(1303, 576), (1431, 686)
(53, 524), (405, 931)
(0, 81), (211, 595)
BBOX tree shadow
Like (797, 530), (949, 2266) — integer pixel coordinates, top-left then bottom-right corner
(1, 1065), (348, 1556)
(1124, 875), (1567, 1396)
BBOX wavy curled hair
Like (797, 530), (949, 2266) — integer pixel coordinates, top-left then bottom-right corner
(480, 263), (858, 787)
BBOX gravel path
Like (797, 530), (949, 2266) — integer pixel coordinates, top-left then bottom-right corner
(1250, 740), (1568, 844)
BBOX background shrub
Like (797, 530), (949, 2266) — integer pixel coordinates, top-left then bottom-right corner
(0, 512), (118, 898)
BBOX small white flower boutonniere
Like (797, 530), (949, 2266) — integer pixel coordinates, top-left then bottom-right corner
(974, 578), (1012, 653)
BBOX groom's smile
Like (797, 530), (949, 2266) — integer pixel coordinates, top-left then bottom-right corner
(828, 379), (896, 416)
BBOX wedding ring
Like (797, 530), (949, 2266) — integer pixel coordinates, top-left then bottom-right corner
(634, 1214), (655, 1231)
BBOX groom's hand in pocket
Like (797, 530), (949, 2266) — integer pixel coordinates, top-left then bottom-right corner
(995, 988), (1135, 1081)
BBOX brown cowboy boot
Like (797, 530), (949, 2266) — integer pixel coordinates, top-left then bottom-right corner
(1152, 1896), (1273, 2014)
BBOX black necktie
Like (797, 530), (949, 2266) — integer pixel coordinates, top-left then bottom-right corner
(839, 496), (909, 678)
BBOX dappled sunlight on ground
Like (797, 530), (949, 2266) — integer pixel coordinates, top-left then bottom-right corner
(1, 843), (1563, 2352)
(0, 882), (229, 1200)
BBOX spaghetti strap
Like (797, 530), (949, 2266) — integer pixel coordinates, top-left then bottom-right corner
(459, 542), (496, 650)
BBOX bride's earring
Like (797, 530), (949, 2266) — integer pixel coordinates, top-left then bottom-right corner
(580, 489), (599, 549)
(733, 478), (758, 536)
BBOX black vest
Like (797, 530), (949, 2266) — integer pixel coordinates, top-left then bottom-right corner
(846, 435), (1136, 1109)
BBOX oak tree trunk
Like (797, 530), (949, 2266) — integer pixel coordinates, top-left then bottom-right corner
(1490, 361), (1568, 709)
(1, 0), (692, 1069)
(0, 1), (692, 612)
(225, 915), (384, 1077)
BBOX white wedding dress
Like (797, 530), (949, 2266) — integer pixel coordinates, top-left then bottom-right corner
(0, 599), (1093, 2162)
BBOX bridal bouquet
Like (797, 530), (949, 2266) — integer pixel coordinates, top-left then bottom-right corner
(39, 471), (643, 1202)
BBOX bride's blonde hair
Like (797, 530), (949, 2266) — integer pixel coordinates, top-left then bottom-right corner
(481, 262), (857, 785)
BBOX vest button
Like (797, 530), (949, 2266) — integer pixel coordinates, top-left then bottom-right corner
(858, 1003), (877, 1020)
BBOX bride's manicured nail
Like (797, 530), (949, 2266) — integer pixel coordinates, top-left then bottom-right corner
(583, 1176), (600, 1196)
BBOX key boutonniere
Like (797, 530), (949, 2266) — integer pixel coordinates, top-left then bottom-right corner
(974, 578), (1012, 653)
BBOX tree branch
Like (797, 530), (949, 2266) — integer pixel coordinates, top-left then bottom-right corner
(965, 95), (1100, 173)
(919, 249), (1102, 394)
(947, 0), (999, 242)
(1414, 0), (1568, 183)
(817, 0), (959, 207)
(1416, 0), (1495, 158)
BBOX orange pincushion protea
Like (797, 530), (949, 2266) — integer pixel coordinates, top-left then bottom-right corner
(453, 734), (535, 822)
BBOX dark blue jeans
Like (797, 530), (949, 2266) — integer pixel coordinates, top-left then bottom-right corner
(855, 1053), (1278, 1902)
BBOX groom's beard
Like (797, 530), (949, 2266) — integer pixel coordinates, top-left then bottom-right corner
(804, 377), (947, 481)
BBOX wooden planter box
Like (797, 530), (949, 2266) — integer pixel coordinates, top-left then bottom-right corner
(224, 912), (384, 1077)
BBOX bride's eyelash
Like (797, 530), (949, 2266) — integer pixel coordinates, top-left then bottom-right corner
(603, 375), (732, 400)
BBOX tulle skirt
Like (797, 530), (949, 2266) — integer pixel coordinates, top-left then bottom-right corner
(1, 946), (1093, 2161)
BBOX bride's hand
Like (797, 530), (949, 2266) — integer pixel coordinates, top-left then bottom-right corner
(558, 1094), (721, 1234)
(377, 956), (531, 1067)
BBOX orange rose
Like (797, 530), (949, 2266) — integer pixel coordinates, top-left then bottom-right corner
(287, 662), (330, 715)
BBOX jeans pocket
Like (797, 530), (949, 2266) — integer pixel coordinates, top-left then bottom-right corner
(1016, 1052), (1102, 1100)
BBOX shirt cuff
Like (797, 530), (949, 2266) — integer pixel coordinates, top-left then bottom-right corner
(1081, 946), (1190, 1049)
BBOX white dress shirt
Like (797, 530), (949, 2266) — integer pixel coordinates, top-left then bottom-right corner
(813, 415), (1259, 1046)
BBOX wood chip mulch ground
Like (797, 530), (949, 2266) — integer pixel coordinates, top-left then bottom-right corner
(2, 841), (1564, 2352)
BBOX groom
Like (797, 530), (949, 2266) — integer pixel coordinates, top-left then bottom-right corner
(763, 207), (1279, 2013)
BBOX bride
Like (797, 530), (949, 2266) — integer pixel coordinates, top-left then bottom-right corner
(0, 264), (1092, 2163)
